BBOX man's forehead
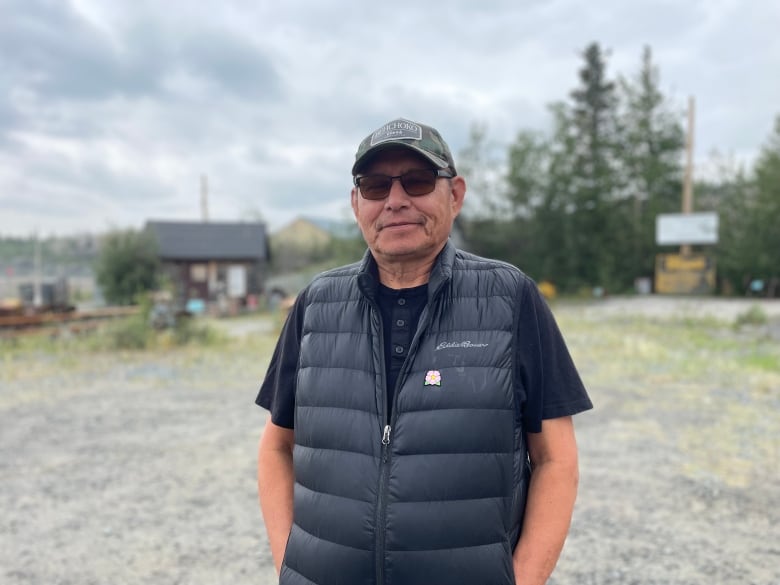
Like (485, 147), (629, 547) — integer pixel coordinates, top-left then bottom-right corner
(359, 146), (432, 173)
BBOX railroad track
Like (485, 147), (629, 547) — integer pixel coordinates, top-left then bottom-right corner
(0, 307), (141, 336)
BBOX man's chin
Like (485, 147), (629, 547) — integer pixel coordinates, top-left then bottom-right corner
(372, 239), (441, 262)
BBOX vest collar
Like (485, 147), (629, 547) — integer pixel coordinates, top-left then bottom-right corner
(356, 240), (456, 304)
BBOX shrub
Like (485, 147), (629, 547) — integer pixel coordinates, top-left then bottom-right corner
(107, 317), (153, 350)
(172, 316), (224, 346)
(95, 229), (160, 306)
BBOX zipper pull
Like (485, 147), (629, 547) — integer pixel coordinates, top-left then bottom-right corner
(382, 425), (391, 445)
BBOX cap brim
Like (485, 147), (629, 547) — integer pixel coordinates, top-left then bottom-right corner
(351, 142), (450, 176)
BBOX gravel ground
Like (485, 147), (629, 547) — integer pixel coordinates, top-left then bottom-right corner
(1, 298), (778, 585)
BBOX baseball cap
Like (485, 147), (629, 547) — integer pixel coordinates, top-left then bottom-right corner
(351, 118), (457, 176)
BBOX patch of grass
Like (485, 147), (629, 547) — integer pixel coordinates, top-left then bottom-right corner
(734, 305), (769, 327)
(0, 312), (229, 362)
(554, 302), (780, 488)
(91, 314), (228, 351)
(740, 352), (780, 373)
(104, 317), (152, 350)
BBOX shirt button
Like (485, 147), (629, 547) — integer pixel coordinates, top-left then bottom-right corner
(397, 298), (406, 306)
(396, 319), (405, 327)
(394, 345), (404, 354)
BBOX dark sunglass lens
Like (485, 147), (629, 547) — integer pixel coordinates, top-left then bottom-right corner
(359, 176), (391, 200)
(401, 170), (436, 196)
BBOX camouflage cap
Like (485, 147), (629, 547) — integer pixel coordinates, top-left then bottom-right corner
(351, 118), (457, 176)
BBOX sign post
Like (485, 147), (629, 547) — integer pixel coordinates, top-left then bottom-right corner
(681, 96), (696, 256)
(652, 96), (720, 295)
(654, 213), (719, 294)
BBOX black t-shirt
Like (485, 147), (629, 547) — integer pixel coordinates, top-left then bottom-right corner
(377, 283), (428, 413)
(256, 277), (592, 433)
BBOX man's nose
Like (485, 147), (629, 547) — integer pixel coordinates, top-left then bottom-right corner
(385, 177), (410, 208)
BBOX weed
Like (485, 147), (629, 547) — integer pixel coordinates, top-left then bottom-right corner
(741, 353), (780, 373)
(734, 305), (769, 327)
(106, 317), (153, 350)
(172, 316), (226, 347)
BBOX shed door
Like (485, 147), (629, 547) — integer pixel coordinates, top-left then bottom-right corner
(227, 265), (247, 298)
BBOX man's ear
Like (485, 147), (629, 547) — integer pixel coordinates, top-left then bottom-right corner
(450, 176), (466, 217)
(351, 187), (359, 218)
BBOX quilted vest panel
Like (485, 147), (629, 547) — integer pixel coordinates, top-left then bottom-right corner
(280, 247), (530, 585)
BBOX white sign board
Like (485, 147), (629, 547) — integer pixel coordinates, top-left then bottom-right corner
(227, 265), (247, 298)
(656, 212), (719, 245)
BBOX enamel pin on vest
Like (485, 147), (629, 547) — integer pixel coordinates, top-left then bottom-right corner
(424, 370), (442, 386)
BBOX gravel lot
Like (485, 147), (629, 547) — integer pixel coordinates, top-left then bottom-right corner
(1, 297), (778, 585)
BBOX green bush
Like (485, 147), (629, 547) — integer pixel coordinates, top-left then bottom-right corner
(99, 295), (225, 350)
(107, 317), (153, 350)
(172, 317), (224, 346)
(95, 229), (160, 306)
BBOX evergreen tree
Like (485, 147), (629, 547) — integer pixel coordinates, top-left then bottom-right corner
(751, 115), (780, 285)
(458, 121), (507, 220)
(470, 43), (706, 294)
(707, 165), (752, 293)
(617, 46), (685, 281)
(717, 116), (780, 293)
(502, 129), (550, 275)
(457, 122), (528, 268)
(567, 42), (623, 291)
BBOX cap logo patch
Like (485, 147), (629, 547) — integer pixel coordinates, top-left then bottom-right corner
(370, 119), (422, 146)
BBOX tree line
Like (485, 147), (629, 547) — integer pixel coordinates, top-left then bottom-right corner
(459, 42), (780, 296)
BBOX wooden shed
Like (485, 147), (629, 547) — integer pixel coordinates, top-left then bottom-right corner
(145, 220), (270, 313)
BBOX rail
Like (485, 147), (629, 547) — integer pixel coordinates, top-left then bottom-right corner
(0, 307), (141, 333)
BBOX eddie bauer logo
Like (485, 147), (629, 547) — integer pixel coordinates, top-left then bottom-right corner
(435, 341), (489, 350)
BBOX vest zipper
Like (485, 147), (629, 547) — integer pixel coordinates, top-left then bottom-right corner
(369, 281), (443, 585)
(375, 301), (435, 585)
(376, 423), (391, 585)
(366, 295), (391, 585)
(382, 425), (391, 453)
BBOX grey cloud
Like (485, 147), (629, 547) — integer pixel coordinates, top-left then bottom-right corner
(80, 165), (173, 207)
(1, 0), (778, 237)
(7, 144), (174, 215)
(261, 174), (349, 211)
(2, 1), (165, 99)
(177, 33), (281, 100)
(3, 190), (87, 217)
(0, 97), (21, 144)
(2, 1), (282, 104)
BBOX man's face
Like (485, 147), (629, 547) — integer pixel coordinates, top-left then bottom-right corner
(351, 147), (465, 266)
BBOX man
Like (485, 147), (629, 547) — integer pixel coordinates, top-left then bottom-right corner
(256, 118), (592, 585)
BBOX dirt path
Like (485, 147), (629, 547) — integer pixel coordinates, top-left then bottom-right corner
(583, 295), (780, 321)
(1, 299), (778, 584)
(1, 350), (277, 585)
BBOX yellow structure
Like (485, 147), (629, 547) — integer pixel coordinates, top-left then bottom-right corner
(537, 280), (557, 300)
(272, 217), (333, 252)
(655, 253), (715, 294)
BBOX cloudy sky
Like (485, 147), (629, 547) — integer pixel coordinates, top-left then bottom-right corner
(2, 0), (778, 237)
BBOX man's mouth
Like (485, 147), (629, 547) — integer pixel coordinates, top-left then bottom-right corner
(380, 220), (421, 230)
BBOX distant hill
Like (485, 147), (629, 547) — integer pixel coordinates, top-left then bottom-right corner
(0, 234), (101, 302)
(297, 216), (360, 239)
(270, 216), (363, 273)
(0, 234), (99, 278)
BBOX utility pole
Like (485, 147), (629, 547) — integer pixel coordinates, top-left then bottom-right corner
(681, 96), (695, 256)
(200, 174), (209, 222)
(33, 230), (42, 308)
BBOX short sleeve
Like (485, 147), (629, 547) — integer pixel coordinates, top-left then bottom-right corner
(254, 289), (307, 429)
(515, 279), (592, 433)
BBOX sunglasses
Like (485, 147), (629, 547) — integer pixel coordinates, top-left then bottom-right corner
(354, 168), (454, 200)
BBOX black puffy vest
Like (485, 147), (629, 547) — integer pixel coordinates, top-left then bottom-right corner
(280, 243), (531, 585)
